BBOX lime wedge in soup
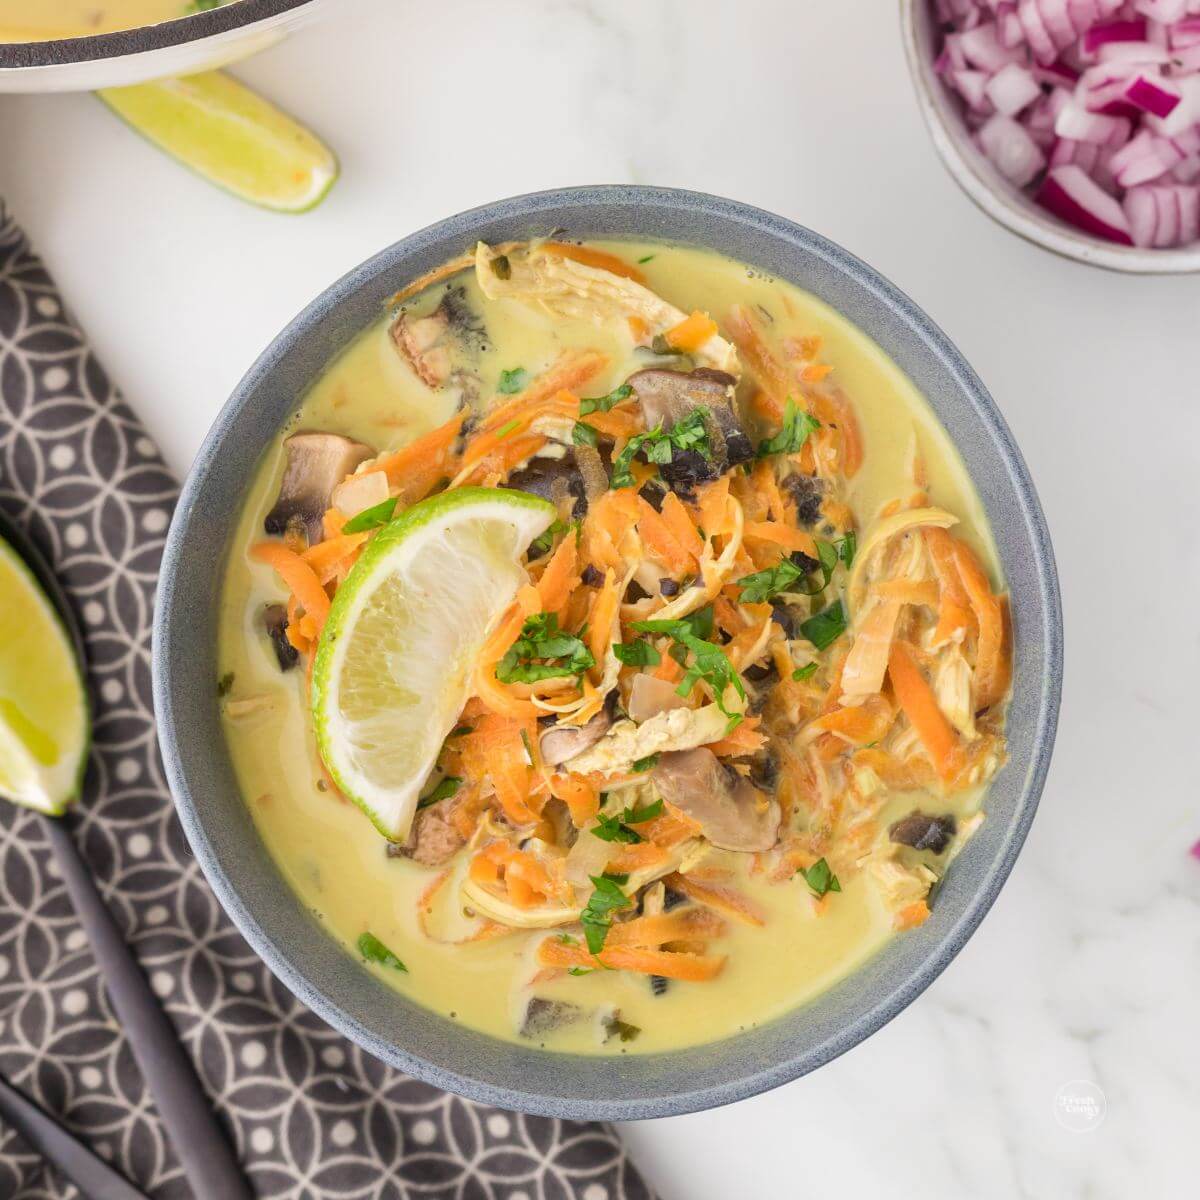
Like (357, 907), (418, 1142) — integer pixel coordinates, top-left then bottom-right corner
(97, 70), (339, 213)
(0, 535), (89, 815)
(312, 487), (556, 840)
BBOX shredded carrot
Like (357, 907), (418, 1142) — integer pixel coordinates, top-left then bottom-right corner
(924, 526), (975, 647)
(250, 542), (331, 631)
(725, 305), (790, 421)
(636, 496), (694, 574)
(473, 591), (543, 719)
(536, 535), (578, 617)
(542, 241), (646, 283)
(810, 386), (863, 478)
(876, 579), (940, 608)
(604, 842), (669, 874)
(371, 411), (464, 498)
(548, 775), (600, 826)
(585, 569), (621, 670)
(743, 520), (818, 559)
(665, 873), (765, 926)
(705, 715), (767, 757)
(951, 538), (1009, 711)
(659, 492), (704, 559)
(664, 310), (718, 352)
(887, 642), (960, 781)
(895, 900), (931, 930)
(605, 907), (727, 947)
(537, 939), (725, 982)
(301, 531), (369, 581)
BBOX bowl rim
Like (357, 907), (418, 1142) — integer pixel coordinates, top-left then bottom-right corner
(0, 0), (315, 69)
(898, 0), (1200, 275)
(153, 185), (1063, 1119)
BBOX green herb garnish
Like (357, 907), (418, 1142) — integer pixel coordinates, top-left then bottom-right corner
(491, 254), (512, 280)
(184, 0), (221, 12)
(217, 671), (235, 698)
(758, 398), (820, 458)
(637, 254), (656, 264)
(799, 600), (847, 651)
(572, 421), (599, 447)
(497, 367), (530, 395)
(496, 613), (596, 684)
(579, 383), (633, 417)
(631, 608), (745, 723)
(797, 857), (842, 898)
(609, 1019), (641, 1042)
(356, 932), (408, 972)
(581, 875), (632, 954)
(631, 753), (660, 773)
(418, 776), (462, 809)
(612, 638), (661, 668)
(591, 797), (663, 843)
(342, 496), (398, 533)
(792, 663), (818, 682)
(611, 410), (712, 489)
(529, 517), (569, 558)
(836, 531), (857, 567)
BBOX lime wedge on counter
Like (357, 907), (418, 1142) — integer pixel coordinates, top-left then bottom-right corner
(312, 487), (555, 840)
(97, 70), (339, 213)
(0, 536), (89, 815)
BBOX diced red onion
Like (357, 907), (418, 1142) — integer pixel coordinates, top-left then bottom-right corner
(1123, 74), (1182, 116)
(1082, 19), (1148, 54)
(1036, 163), (1136, 241)
(931, 0), (1200, 246)
(978, 113), (1050, 182)
(986, 62), (1044, 112)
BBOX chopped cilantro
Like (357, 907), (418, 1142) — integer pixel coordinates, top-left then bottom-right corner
(581, 875), (632, 954)
(357, 932), (408, 972)
(342, 496), (398, 533)
(792, 663), (818, 682)
(579, 384), (633, 417)
(631, 753), (659, 774)
(529, 517), (570, 558)
(612, 638), (661, 667)
(799, 600), (847, 651)
(758, 398), (820, 458)
(496, 613), (595, 684)
(572, 421), (599, 447)
(184, 0), (221, 11)
(590, 798), (664, 844)
(609, 1018), (641, 1042)
(217, 671), (235, 698)
(632, 607), (745, 723)
(497, 367), (530, 395)
(797, 857), (841, 898)
(418, 776), (461, 809)
(611, 410), (711, 488)
(836, 531), (857, 567)
(637, 254), (656, 264)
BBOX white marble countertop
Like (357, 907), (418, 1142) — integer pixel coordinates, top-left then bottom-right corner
(2, 1), (1198, 1196)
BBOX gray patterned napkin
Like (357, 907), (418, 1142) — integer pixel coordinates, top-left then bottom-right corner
(0, 201), (656, 1200)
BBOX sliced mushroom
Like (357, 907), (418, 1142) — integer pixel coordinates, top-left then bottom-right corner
(519, 997), (584, 1039)
(387, 796), (466, 866)
(263, 604), (298, 672)
(627, 368), (755, 481)
(652, 748), (781, 852)
(783, 472), (825, 527)
(507, 451), (590, 519)
(888, 810), (957, 855)
(264, 431), (374, 545)
(539, 700), (615, 767)
(391, 286), (485, 390)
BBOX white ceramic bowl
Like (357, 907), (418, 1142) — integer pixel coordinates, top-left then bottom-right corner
(900, 0), (1200, 275)
(0, 0), (328, 93)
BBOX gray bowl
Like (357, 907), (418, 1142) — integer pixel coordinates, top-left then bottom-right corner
(153, 186), (1062, 1120)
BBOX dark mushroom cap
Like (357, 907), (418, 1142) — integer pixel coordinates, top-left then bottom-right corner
(264, 431), (374, 545)
(888, 810), (957, 854)
(263, 604), (299, 673)
(507, 450), (591, 519)
(653, 748), (781, 852)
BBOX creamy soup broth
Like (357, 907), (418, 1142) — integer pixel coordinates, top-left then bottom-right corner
(218, 240), (1005, 1055)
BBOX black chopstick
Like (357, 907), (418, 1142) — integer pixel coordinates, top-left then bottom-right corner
(0, 1071), (150, 1200)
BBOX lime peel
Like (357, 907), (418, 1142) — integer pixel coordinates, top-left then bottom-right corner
(312, 487), (556, 840)
(97, 70), (339, 214)
(0, 537), (89, 815)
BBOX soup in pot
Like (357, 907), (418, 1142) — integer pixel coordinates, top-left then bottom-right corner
(0, 0), (236, 41)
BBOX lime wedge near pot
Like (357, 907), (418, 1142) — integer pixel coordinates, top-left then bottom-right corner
(312, 487), (556, 840)
(97, 70), (338, 213)
(0, 535), (89, 815)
